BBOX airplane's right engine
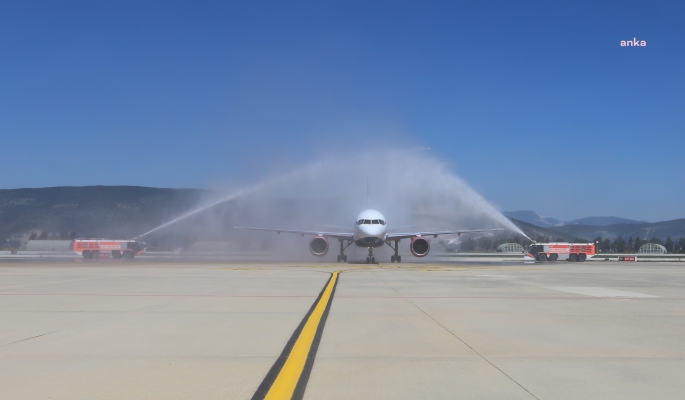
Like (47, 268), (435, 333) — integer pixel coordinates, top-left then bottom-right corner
(309, 236), (329, 257)
(410, 236), (430, 257)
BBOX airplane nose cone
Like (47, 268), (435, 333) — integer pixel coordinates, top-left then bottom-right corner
(362, 225), (383, 236)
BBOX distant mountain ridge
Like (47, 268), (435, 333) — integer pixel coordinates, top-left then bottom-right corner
(1, 187), (681, 248)
(569, 216), (648, 226)
(502, 211), (565, 228)
(503, 210), (683, 241)
(554, 219), (685, 241)
(503, 210), (647, 227)
(507, 218), (581, 242)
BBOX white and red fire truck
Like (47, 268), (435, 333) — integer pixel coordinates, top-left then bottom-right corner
(74, 239), (145, 259)
(526, 242), (596, 262)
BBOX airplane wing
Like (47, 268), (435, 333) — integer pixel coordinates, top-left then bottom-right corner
(234, 226), (355, 241)
(386, 228), (504, 240)
(386, 225), (416, 231)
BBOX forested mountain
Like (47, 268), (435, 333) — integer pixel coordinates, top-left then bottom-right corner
(507, 218), (583, 242)
(554, 219), (685, 241)
(0, 186), (204, 246)
(2, 186), (683, 250)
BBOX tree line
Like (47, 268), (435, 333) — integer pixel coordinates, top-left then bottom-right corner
(593, 236), (685, 253)
(451, 234), (685, 253)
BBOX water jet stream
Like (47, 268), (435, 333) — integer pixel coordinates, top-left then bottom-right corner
(135, 187), (254, 239)
(134, 164), (323, 239)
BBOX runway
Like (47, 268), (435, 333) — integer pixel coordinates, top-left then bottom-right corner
(1, 260), (684, 399)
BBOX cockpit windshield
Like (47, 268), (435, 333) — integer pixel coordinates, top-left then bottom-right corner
(357, 219), (386, 225)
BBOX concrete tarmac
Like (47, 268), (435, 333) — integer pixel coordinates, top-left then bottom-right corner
(1, 260), (684, 399)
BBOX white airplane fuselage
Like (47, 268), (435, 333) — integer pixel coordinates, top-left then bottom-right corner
(354, 209), (387, 247)
(234, 206), (502, 263)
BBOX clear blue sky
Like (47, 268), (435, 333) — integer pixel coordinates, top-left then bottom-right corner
(1, 1), (683, 221)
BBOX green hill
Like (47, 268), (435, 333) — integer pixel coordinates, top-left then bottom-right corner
(0, 186), (204, 245)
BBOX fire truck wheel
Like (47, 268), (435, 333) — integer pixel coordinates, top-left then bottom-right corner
(83, 250), (92, 259)
(123, 251), (134, 259)
(536, 253), (547, 262)
(578, 253), (586, 262)
(569, 254), (578, 262)
(112, 251), (122, 259)
(549, 254), (558, 261)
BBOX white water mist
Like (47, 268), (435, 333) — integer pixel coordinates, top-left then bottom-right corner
(142, 149), (529, 255)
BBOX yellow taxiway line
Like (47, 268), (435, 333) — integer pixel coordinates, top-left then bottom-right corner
(253, 271), (339, 400)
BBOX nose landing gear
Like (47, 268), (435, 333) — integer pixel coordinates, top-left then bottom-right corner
(366, 247), (376, 264)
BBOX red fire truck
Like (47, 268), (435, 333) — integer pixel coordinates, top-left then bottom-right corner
(74, 239), (145, 259)
(526, 242), (596, 262)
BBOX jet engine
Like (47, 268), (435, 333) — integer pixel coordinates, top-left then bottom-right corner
(309, 236), (329, 256)
(410, 236), (430, 257)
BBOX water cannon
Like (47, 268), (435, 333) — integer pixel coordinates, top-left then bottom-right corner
(521, 234), (534, 243)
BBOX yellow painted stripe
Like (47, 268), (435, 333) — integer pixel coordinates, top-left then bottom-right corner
(264, 271), (339, 400)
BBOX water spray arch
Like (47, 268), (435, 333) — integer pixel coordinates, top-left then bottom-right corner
(137, 150), (529, 254)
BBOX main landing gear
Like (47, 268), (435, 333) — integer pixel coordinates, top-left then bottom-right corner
(386, 240), (402, 263)
(337, 239), (351, 263)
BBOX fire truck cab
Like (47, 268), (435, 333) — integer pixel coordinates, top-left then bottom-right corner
(526, 242), (596, 262)
(74, 239), (145, 259)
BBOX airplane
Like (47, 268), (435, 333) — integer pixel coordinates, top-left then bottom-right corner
(234, 209), (503, 264)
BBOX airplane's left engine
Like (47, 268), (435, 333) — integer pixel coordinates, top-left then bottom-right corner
(410, 236), (430, 257)
(309, 236), (329, 256)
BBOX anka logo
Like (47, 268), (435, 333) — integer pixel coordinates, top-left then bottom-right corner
(621, 37), (646, 47)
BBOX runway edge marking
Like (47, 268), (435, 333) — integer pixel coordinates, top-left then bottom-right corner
(252, 271), (339, 400)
